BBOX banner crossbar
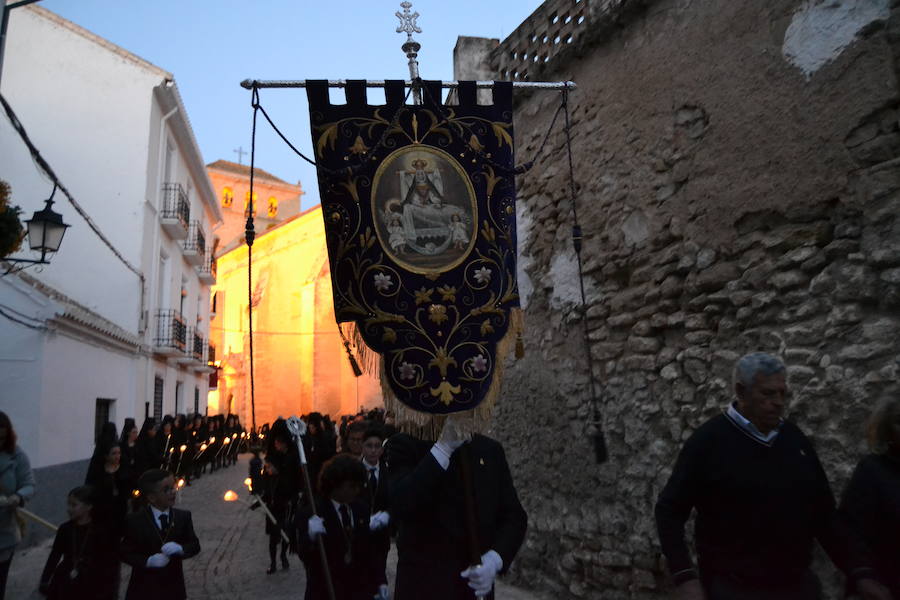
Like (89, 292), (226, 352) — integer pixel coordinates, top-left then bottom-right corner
(240, 79), (576, 91)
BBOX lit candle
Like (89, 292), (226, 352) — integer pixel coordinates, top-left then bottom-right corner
(223, 490), (288, 542)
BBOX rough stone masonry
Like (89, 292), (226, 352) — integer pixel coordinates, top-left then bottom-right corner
(456, 1), (900, 598)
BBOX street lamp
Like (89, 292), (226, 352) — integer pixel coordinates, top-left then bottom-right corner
(3, 185), (70, 265)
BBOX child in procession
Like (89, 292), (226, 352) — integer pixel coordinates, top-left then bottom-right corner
(121, 469), (200, 600)
(38, 486), (118, 600)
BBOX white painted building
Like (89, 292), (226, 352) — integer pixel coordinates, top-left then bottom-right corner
(0, 5), (221, 507)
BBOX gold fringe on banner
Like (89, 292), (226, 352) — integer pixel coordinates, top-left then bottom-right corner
(381, 308), (524, 439)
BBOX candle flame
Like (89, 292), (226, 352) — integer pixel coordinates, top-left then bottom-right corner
(210, 437), (216, 443)
(179, 445), (187, 452)
(132, 489), (141, 498)
(177, 478), (186, 489)
(224, 437), (231, 444)
(200, 443), (207, 451)
(169, 448), (175, 453)
(243, 478), (252, 488)
(223, 490), (238, 502)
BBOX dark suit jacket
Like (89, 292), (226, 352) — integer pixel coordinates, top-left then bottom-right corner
(121, 506), (200, 600)
(361, 459), (391, 584)
(386, 433), (527, 600)
(297, 497), (376, 600)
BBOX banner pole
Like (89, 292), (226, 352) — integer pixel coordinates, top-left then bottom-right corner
(240, 79), (576, 91)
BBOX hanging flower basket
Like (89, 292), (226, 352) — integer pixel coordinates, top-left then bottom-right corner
(0, 180), (25, 258)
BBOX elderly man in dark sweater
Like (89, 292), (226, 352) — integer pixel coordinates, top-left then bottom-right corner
(654, 352), (891, 600)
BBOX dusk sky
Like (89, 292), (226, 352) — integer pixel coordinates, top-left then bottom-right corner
(37, 0), (543, 208)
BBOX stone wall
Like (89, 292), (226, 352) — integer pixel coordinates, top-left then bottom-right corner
(463, 1), (900, 598)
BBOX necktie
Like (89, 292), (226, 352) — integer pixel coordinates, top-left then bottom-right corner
(339, 504), (351, 533)
(368, 468), (378, 496)
(338, 504), (353, 565)
(159, 513), (169, 531)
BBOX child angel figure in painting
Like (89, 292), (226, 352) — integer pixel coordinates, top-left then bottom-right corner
(388, 214), (407, 255)
(449, 214), (469, 250)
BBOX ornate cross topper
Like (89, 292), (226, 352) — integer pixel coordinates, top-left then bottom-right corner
(395, 2), (421, 39)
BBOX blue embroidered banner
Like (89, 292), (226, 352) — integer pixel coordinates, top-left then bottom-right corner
(307, 80), (519, 415)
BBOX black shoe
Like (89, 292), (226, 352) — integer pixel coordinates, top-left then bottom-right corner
(282, 556), (289, 570)
(267, 565), (277, 575)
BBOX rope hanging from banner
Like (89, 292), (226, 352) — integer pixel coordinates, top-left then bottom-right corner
(561, 87), (608, 464)
(245, 86), (260, 434)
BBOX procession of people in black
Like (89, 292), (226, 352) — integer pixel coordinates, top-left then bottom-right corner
(6, 360), (898, 600)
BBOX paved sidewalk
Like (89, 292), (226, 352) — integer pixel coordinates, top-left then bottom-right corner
(7, 455), (542, 599)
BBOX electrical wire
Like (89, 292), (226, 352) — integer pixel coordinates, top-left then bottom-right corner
(0, 93), (143, 281)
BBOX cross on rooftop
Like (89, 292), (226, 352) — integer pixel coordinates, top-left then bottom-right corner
(233, 146), (247, 165)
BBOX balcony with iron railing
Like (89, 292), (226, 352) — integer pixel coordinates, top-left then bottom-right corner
(195, 341), (216, 374)
(182, 221), (206, 266)
(197, 251), (216, 285)
(177, 327), (204, 365)
(153, 309), (187, 356)
(160, 183), (190, 239)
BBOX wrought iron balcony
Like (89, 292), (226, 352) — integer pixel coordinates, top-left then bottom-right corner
(182, 221), (206, 266)
(160, 183), (190, 239)
(153, 309), (187, 356)
(195, 341), (216, 374)
(196, 250), (216, 285)
(177, 327), (205, 365)
(192, 329), (204, 361)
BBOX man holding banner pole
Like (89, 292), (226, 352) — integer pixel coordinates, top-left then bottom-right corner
(386, 415), (526, 599)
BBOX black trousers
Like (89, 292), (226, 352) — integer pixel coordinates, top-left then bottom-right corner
(704, 571), (821, 600)
(0, 556), (11, 600)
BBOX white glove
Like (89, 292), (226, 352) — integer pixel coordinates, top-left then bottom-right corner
(369, 511), (390, 531)
(460, 550), (503, 595)
(308, 515), (326, 540)
(160, 542), (183, 556)
(146, 553), (170, 568)
(374, 583), (390, 600)
(0, 494), (19, 508)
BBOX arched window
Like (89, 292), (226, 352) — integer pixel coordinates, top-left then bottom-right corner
(267, 196), (278, 218)
(222, 186), (233, 207)
(244, 191), (258, 217)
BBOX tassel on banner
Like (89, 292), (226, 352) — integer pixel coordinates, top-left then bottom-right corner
(339, 322), (381, 378)
(338, 324), (363, 377)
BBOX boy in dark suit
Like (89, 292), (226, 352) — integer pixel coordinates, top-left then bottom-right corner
(361, 426), (391, 598)
(298, 454), (377, 600)
(121, 469), (200, 600)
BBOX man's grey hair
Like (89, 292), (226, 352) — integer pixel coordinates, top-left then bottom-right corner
(733, 352), (786, 391)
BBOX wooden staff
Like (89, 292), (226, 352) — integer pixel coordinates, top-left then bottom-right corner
(17, 506), (58, 532)
(287, 416), (336, 600)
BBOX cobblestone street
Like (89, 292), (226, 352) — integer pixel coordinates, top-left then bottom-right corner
(7, 455), (542, 599)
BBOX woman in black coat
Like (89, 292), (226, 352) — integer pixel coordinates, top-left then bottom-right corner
(84, 441), (130, 537)
(840, 395), (900, 599)
(133, 418), (158, 475)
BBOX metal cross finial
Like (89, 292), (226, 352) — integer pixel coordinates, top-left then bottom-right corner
(396, 2), (422, 104)
(233, 146), (247, 164)
(395, 2), (421, 39)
